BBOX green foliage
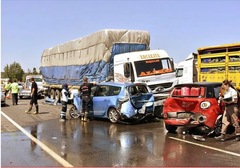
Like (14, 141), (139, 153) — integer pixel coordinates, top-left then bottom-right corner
(3, 62), (25, 82)
(33, 67), (38, 75)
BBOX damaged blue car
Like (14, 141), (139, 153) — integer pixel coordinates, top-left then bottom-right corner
(69, 82), (155, 123)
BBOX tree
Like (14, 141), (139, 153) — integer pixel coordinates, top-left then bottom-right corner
(3, 62), (25, 82)
(27, 68), (32, 74)
(33, 67), (38, 75)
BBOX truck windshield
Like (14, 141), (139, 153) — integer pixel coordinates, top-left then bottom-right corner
(35, 78), (42, 82)
(134, 58), (173, 77)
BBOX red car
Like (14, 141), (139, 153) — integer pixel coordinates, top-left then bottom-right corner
(163, 82), (240, 134)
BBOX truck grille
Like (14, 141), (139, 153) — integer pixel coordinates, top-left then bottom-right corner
(148, 82), (173, 90)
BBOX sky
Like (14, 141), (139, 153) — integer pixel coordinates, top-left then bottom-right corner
(1, 0), (240, 72)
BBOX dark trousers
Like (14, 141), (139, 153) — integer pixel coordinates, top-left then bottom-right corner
(5, 90), (9, 97)
(12, 93), (18, 105)
(30, 95), (38, 106)
(82, 95), (91, 114)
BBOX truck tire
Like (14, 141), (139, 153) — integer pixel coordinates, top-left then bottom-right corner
(50, 89), (55, 100)
(19, 96), (23, 99)
(55, 90), (61, 103)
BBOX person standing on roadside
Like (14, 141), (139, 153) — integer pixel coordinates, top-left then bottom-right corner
(4, 80), (11, 97)
(79, 77), (96, 122)
(10, 80), (18, 105)
(60, 83), (71, 121)
(25, 77), (39, 114)
(215, 80), (240, 142)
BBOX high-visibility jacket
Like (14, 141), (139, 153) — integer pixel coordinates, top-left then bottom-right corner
(5, 83), (10, 91)
(11, 82), (18, 93)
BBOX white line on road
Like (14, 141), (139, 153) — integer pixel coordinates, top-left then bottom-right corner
(1, 111), (74, 167)
(169, 136), (240, 157)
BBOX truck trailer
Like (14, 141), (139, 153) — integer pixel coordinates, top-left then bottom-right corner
(40, 29), (150, 103)
(197, 43), (240, 91)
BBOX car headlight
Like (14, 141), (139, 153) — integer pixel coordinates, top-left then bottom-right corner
(200, 101), (211, 109)
(145, 102), (153, 107)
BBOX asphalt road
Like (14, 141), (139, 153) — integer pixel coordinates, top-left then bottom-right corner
(1, 98), (240, 167)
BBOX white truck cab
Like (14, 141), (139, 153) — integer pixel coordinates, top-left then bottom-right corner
(175, 53), (198, 84)
(114, 50), (176, 117)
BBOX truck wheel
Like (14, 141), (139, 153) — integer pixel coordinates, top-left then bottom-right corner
(165, 124), (177, 133)
(108, 108), (120, 124)
(55, 90), (61, 103)
(69, 105), (80, 118)
(50, 89), (55, 100)
(19, 96), (23, 99)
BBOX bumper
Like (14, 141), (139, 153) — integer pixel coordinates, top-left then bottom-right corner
(164, 118), (200, 126)
(163, 111), (205, 126)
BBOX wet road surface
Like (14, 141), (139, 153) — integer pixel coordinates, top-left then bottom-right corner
(1, 98), (240, 167)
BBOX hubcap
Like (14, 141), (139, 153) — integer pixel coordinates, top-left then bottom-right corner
(109, 110), (118, 122)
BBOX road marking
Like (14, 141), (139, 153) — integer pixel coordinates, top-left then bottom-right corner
(1, 111), (74, 167)
(169, 136), (240, 157)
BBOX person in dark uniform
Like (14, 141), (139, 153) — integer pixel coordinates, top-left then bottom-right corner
(79, 77), (96, 122)
(25, 77), (39, 114)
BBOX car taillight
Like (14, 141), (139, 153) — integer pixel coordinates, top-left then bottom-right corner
(163, 113), (168, 119)
(200, 101), (211, 109)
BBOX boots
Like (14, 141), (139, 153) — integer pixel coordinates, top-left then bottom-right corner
(33, 106), (39, 115)
(215, 134), (225, 141)
(60, 112), (67, 122)
(25, 106), (32, 114)
(84, 112), (89, 122)
(81, 113), (84, 121)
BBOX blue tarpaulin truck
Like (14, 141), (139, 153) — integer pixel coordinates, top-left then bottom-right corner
(40, 29), (150, 103)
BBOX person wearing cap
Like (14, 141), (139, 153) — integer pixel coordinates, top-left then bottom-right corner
(60, 83), (71, 121)
(79, 77), (96, 122)
(25, 77), (39, 114)
(10, 80), (19, 105)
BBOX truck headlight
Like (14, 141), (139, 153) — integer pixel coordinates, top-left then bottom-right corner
(200, 101), (211, 109)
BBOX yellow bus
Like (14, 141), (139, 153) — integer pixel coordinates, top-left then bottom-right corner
(197, 43), (240, 91)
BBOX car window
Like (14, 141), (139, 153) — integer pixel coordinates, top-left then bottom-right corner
(128, 84), (148, 96)
(213, 86), (221, 99)
(172, 86), (205, 97)
(108, 86), (121, 96)
(91, 86), (97, 97)
(96, 85), (110, 97)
